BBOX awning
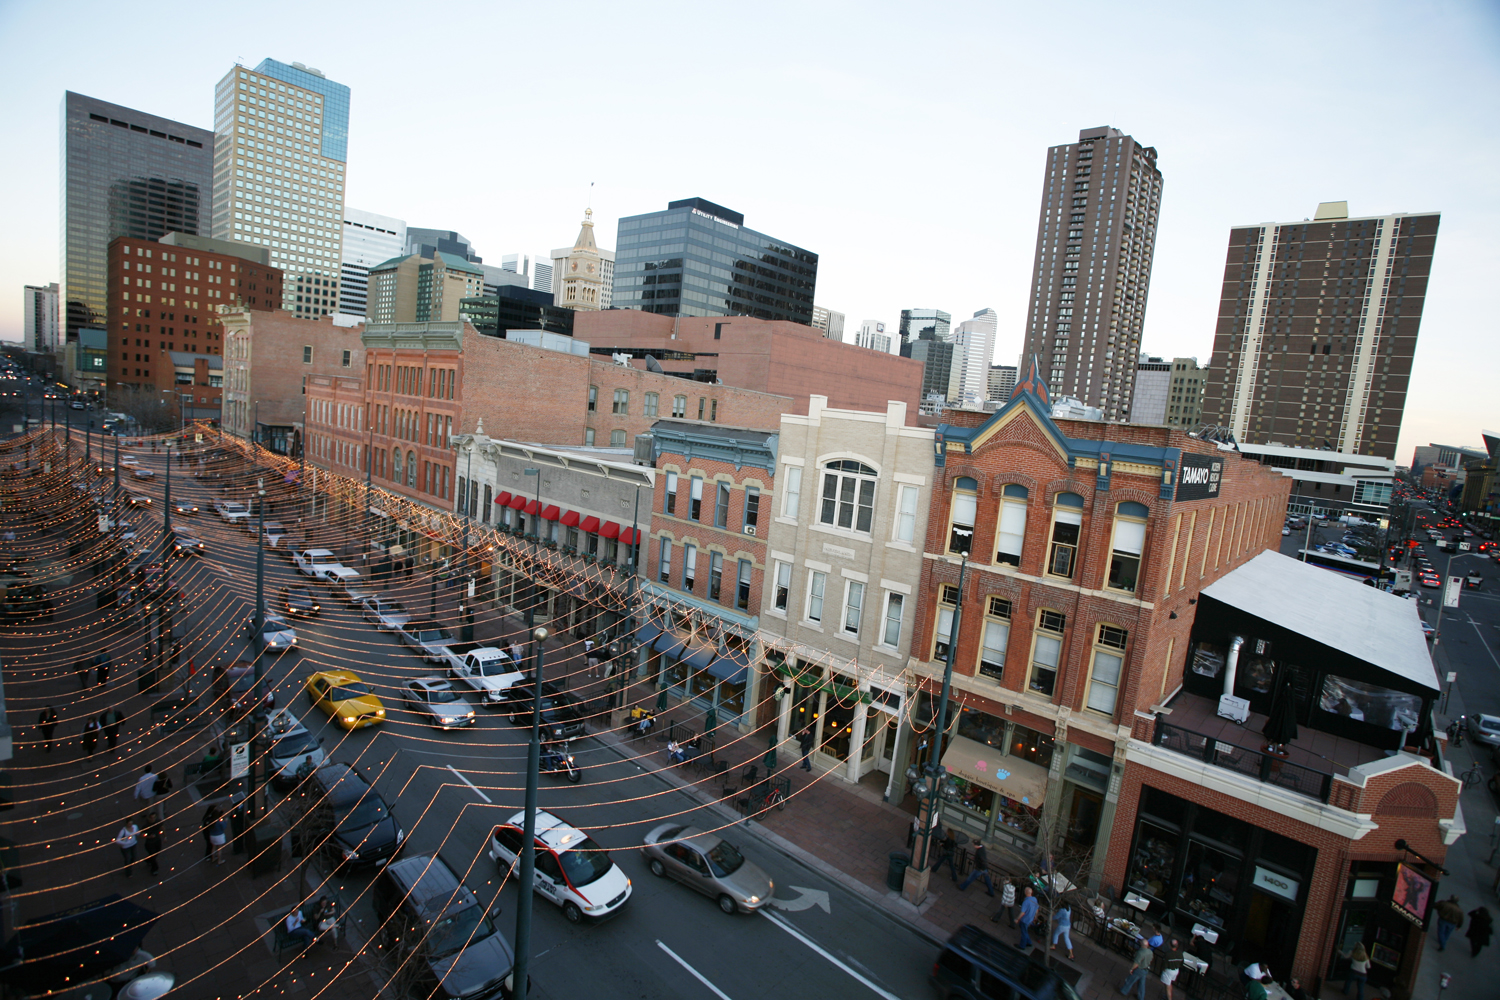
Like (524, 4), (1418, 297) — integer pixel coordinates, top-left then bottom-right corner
(678, 644), (717, 672)
(579, 516), (601, 533)
(618, 527), (640, 546)
(494, 491), (512, 505)
(941, 735), (1049, 808)
(507, 494), (527, 509)
(599, 521), (621, 540)
(540, 505), (561, 521)
(654, 631), (687, 660)
(634, 620), (663, 647)
(523, 499), (540, 515)
(560, 509), (581, 528)
(709, 646), (750, 684)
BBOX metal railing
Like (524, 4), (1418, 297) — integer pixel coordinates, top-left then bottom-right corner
(1153, 714), (1336, 803)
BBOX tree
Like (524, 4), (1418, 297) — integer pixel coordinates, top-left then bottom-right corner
(992, 814), (1097, 969)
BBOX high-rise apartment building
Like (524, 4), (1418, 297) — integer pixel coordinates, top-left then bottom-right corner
(551, 210), (614, 310)
(340, 208), (406, 317)
(612, 197), (817, 324)
(899, 308), (952, 346)
(810, 306), (845, 340)
(367, 253), (485, 324)
(853, 320), (892, 353)
(60, 93), (213, 343)
(24, 284), (60, 353)
(1020, 126), (1163, 421)
(986, 364), (1017, 401)
(1200, 202), (1440, 459)
(1166, 357), (1206, 428)
(212, 60), (349, 319)
(954, 308), (998, 404)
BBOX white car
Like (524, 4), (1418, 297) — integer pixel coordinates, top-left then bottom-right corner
(265, 711), (325, 788)
(119, 455), (140, 467)
(249, 613), (298, 653)
(401, 677), (476, 729)
(131, 467), (155, 479)
(213, 500), (250, 524)
(488, 810), (632, 924)
(361, 595), (412, 632)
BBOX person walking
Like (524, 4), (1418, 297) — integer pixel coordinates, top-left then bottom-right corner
(101, 707), (124, 751)
(36, 706), (58, 752)
(94, 652), (111, 688)
(1434, 895), (1464, 951)
(957, 839), (996, 896)
(1017, 885), (1040, 949)
(76, 660), (91, 690)
(1342, 944), (1370, 1000)
(1050, 900), (1074, 960)
(1160, 937), (1183, 1000)
(797, 727), (815, 772)
(931, 828), (959, 881)
(1466, 906), (1493, 958)
(1121, 939), (1154, 1000)
(133, 764), (158, 818)
(115, 819), (139, 876)
(206, 810), (228, 865)
(200, 805), (222, 860)
(991, 877), (1017, 927)
(81, 716), (101, 757)
(140, 818), (163, 878)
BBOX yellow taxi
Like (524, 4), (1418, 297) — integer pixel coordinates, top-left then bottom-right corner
(305, 669), (386, 730)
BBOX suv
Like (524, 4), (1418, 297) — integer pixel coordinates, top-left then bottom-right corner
(931, 925), (1082, 1000)
(501, 683), (587, 740)
(373, 855), (516, 1000)
(293, 762), (404, 868)
(488, 810), (632, 924)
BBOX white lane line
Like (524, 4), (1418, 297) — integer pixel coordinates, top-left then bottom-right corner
(655, 940), (735, 1000)
(445, 764), (491, 802)
(760, 910), (901, 1000)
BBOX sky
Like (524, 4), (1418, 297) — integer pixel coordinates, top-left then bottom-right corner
(1, 0), (1495, 464)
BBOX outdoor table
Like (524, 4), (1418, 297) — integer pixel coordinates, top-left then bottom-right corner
(1179, 953), (1209, 996)
(1190, 923), (1220, 944)
(1107, 916), (1141, 956)
(1123, 891), (1151, 911)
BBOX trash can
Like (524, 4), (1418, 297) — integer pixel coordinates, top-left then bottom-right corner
(886, 851), (911, 891)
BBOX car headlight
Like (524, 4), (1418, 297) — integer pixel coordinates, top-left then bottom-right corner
(747, 895), (759, 905)
(396, 828), (405, 844)
(343, 715), (355, 723)
(342, 848), (358, 861)
(585, 903), (604, 912)
(376, 709), (386, 717)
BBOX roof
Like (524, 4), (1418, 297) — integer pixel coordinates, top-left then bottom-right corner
(432, 251), (485, 276)
(649, 420), (779, 471)
(1235, 441), (1394, 471)
(1201, 550), (1439, 692)
(168, 351), (223, 369)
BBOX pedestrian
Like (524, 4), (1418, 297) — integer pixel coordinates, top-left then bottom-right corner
(95, 653), (110, 687)
(207, 810), (228, 864)
(115, 819), (139, 876)
(133, 763), (157, 815)
(101, 707), (124, 751)
(797, 726), (814, 772)
(1466, 906), (1493, 958)
(82, 716), (101, 757)
(284, 907), (317, 949)
(1121, 938), (1154, 1000)
(1159, 936), (1183, 1000)
(140, 817), (163, 877)
(931, 827), (959, 881)
(1434, 895), (1464, 951)
(1285, 977), (1308, 1000)
(76, 659), (91, 690)
(229, 795), (249, 855)
(1342, 944), (1370, 1000)
(1140, 924), (1163, 950)
(957, 839), (995, 896)
(1050, 899), (1075, 961)
(509, 641), (524, 667)
(1017, 884), (1039, 949)
(36, 705), (58, 752)
(992, 877), (1017, 927)
(200, 805), (222, 860)
(1246, 973), (1271, 1000)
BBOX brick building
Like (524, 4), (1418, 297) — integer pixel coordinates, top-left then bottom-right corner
(306, 371), (368, 478)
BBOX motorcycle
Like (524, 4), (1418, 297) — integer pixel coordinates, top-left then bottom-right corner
(540, 740), (582, 783)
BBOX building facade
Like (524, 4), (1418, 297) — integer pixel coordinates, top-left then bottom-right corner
(1129, 354), (1171, 425)
(60, 92), (213, 344)
(24, 283), (60, 353)
(367, 253), (486, 324)
(1019, 126), (1163, 421)
(954, 308), (998, 405)
(611, 197), (817, 324)
(1200, 202), (1441, 460)
(340, 208), (407, 317)
(899, 308), (952, 347)
(987, 365), (1017, 402)
(853, 320), (892, 354)
(810, 306), (845, 340)
(1166, 357), (1206, 428)
(406, 229), (480, 261)
(902, 340), (960, 412)
(211, 60), (349, 318)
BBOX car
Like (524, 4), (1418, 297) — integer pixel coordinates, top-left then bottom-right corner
(69, 400), (85, 410)
(337, 578), (377, 607)
(1281, 526), (1291, 536)
(131, 467), (155, 479)
(362, 595), (412, 632)
(261, 520), (287, 541)
(487, 810), (632, 924)
(123, 491), (152, 508)
(501, 683), (587, 740)
(402, 677), (476, 729)
(294, 761), (403, 868)
(249, 613), (298, 653)
(281, 585), (321, 616)
(931, 924), (1082, 1000)
(306, 669), (386, 729)
(264, 710), (325, 789)
(372, 855), (515, 1000)
(169, 525), (204, 556)
(172, 500), (199, 516)
(640, 823), (774, 914)
(213, 500), (250, 524)
(119, 455), (140, 467)
(1420, 574), (1441, 589)
(398, 619), (457, 661)
(1466, 571), (1483, 589)
(1467, 714), (1500, 747)
(1420, 620), (1435, 640)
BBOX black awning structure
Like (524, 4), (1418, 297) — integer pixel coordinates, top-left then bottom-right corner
(0, 895), (159, 993)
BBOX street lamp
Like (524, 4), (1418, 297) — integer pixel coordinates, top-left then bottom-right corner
(512, 625), (549, 1000)
(523, 467), (540, 636)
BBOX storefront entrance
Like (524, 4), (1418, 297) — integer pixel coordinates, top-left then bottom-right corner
(1329, 861), (1429, 998)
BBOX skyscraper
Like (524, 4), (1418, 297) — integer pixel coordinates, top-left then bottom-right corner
(1166, 357), (1207, 429)
(407, 229), (480, 261)
(954, 308), (998, 404)
(1019, 126), (1163, 421)
(810, 306), (845, 340)
(611, 197), (817, 324)
(23, 284), (59, 353)
(853, 320), (892, 353)
(1200, 202), (1440, 459)
(211, 60), (349, 319)
(340, 207), (407, 317)
(899, 308), (951, 346)
(60, 92), (213, 343)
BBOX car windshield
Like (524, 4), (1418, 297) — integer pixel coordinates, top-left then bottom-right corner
(263, 623), (293, 636)
(426, 903), (497, 959)
(477, 659), (512, 677)
(418, 629), (454, 643)
(558, 840), (613, 887)
(272, 733), (318, 758)
(381, 603), (407, 616)
(288, 590), (313, 603)
(426, 687), (460, 704)
(330, 684), (371, 699)
(705, 839), (746, 878)
(335, 796), (389, 832)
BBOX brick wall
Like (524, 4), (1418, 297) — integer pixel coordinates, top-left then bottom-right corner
(364, 342), (461, 507)
(219, 308), (364, 442)
(306, 373), (368, 478)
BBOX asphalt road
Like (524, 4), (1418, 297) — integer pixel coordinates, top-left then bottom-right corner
(91, 444), (941, 1000)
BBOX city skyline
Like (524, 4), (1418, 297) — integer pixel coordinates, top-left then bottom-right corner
(0, 0), (1493, 461)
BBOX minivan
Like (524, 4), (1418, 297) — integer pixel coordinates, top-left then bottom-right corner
(930, 925), (1081, 1000)
(373, 854), (517, 1000)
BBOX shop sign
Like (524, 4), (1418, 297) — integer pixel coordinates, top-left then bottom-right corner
(1390, 862), (1432, 927)
(1252, 866), (1299, 902)
(1175, 453), (1223, 502)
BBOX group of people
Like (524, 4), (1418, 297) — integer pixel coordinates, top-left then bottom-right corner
(1433, 894), (1493, 957)
(282, 897), (340, 953)
(113, 813), (164, 878)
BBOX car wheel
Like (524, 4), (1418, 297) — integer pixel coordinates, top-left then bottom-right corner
(508, 712), (521, 725)
(649, 859), (666, 878)
(717, 894), (738, 915)
(562, 901), (583, 924)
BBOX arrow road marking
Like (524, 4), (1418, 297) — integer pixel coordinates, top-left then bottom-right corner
(760, 909), (902, 1000)
(767, 886), (831, 913)
(656, 940), (735, 1000)
(445, 764), (491, 803)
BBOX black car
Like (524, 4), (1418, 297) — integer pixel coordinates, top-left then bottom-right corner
(281, 585), (321, 616)
(931, 925), (1081, 1000)
(296, 762), (404, 868)
(373, 855), (516, 1000)
(502, 683), (587, 740)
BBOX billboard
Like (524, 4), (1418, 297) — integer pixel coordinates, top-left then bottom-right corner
(1175, 453), (1224, 502)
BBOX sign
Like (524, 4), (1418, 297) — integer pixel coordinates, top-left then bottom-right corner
(1459, 541), (1471, 552)
(229, 741), (251, 779)
(1390, 862), (1432, 927)
(1175, 453), (1223, 502)
(1444, 577), (1462, 608)
(1253, 866), (1300, 902)
(690, 207), (740, 229)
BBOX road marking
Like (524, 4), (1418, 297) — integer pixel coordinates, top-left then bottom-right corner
(1463, 617), (1500, 673)
(760, 910), (901, 1000)
(767, 886), (831, 913)
(656, 940), (735, 1000)
(445, 764), (491, 802)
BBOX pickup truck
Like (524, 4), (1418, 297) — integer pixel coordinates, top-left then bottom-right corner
(442, 643), (526, 706)
(294, 548), (345, 578)
(213, 500), (251, 525)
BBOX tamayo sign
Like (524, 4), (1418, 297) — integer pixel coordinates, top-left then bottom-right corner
(1175, 453), (1223, 501)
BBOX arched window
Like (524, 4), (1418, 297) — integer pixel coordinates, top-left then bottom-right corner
(995, 484), (1028, 566)
(1107, 501), (1150, 593)
(1047, 492), (1085, 578)
(948, 476), (978, 554)
(392, 449), (403, 482)
(819, 460), (877, 533)
(406, 450), (417, 487)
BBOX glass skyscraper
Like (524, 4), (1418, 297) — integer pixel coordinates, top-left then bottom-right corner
(59, 92), (213, 344)
(611, 197), (817, 325)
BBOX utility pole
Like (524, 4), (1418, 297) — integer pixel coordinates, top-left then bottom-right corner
(522, 467), (540, 648)
(512, 626), (548, 1000)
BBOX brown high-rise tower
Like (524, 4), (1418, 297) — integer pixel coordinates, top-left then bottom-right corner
(1019, 126), (1163, 421)
(1199, 202), (1440, 460)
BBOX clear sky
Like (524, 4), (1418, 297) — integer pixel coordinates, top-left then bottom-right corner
(2, 0), (1495, 464)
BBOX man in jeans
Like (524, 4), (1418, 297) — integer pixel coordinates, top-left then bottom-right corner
(1017, 885), (1039, 949)
(956, 839), (995, 896)
(1121, 940), (1154, 1000)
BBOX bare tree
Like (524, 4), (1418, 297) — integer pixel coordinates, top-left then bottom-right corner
(994, 815), (1097, 968)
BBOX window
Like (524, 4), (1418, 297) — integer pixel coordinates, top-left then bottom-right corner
(708, 552), (723, 601)
(664, 472), (678, 515)
(644, 392), (659, 417)
(610, 429), (626, 447)
(302, 345), (312, 363)
(482, 485), (492, 523)
(996, 484), (1028, 566)
(736, 560), (752, 611)
(682, 544), (697, 592)
(1086, 625), (1128, 716)
(697, 397), (705, 419)
(881, 592), (904, 648)
(341, 349), (351, 368)
(819, 460), (877, 533)
(894, 485), (919, 543)
(457, 476), (468, 515)
(980, 597), (1011, 681)
(672, 395), (687, 418)
(948, 476), (978, 554)
(1107, 501), (1149, 593)
(1047, 492), (1085, 578)
(710, 399), (718, 422)
(771, 561), (794, 612)
(743, 488), (760, 534)
(613, 389), (629, 415)
(406, 450), (417, 488)
(806, 571), (826, 623)
(782, 466), (803, 519)
(934, 584), (959, 660)
(1029, 609), (1066, 696)
(587, 385), (597, 412)
(658, 539), (672, 583)
(714, 483), (730, 527)
(842, 581), (864, 636)
(690, 477), (703, 520)
(392, 449), (402, 482)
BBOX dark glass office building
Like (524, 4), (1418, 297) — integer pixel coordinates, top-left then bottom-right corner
(460, 291), (574, 337)
(612, 197), (817, 325)
(60, 92), (213, 343)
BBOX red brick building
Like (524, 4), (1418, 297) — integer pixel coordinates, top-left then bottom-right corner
(306, 371), (368, 478)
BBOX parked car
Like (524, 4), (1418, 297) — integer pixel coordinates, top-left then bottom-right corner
(500, 683), (586, 740)
(487, 810), (631, 924)
(401, 677), (476, 729)
(294, 761), (403, 868)
(1467, 714), (1500, 747)
(931, 924), (1082, 1000)
(281, 585), (321, 616)
(131, 468), (155, 479)
(213, 500), (250, 525)
(398, 620), (457, 661)
(640, 824), (773, 914)
(306, 670), (386, 730)
(337, 578), (377, 607)
(362, 596), (412, 632)
(444, 645), (527, 707)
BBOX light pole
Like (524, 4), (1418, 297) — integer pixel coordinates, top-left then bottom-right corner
(254, 476), (267, 659)
(523, 467), (540, 637)
(512, 625), (549, 1000)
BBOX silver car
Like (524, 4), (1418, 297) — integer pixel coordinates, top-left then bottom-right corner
(402, 677), (475, 729)
(361, 595), (412, 631)
(250, 613), (298, 653)
(264, 711), (325, 788)
(641, 824), (774, 914)
(1468, 713), (1500, 747)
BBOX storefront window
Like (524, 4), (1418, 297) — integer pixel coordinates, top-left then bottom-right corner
(1129, 822), (1179, 904)
(689, 668), (716, 701)
(1010, 725), (1054, 769)
(665, 657), (688, 690)
(953, 779), (994, 819)
(956, 706), (1005, 748)
(717, 679), (745, 718)
(994, 795), (1041, 836)
(1179, 840), (1240, 930)
(823, 699), (854, 761)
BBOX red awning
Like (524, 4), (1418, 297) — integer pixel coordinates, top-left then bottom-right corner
(599, 521), (621, 540)
(560, 509), (581, 528)
(494, 491), (512, 505)
(523, 500), (540, 516)
(618, 527), (640, 545)
(579, 516), (601, 534)
(540, 505), (561, 521)
(507, 494), (527, 510)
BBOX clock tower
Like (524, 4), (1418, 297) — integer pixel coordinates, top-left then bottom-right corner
(555, 208), (605, 312)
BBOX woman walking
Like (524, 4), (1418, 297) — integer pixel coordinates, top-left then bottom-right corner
(206, 810), (228, 865)
(1050, 899), (1075, 960)
(115, 819), (139, 877)
(1466, 906), (1493, 958)
(1342, 943), (1370, 1000)
(200, 805), (222, 861)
